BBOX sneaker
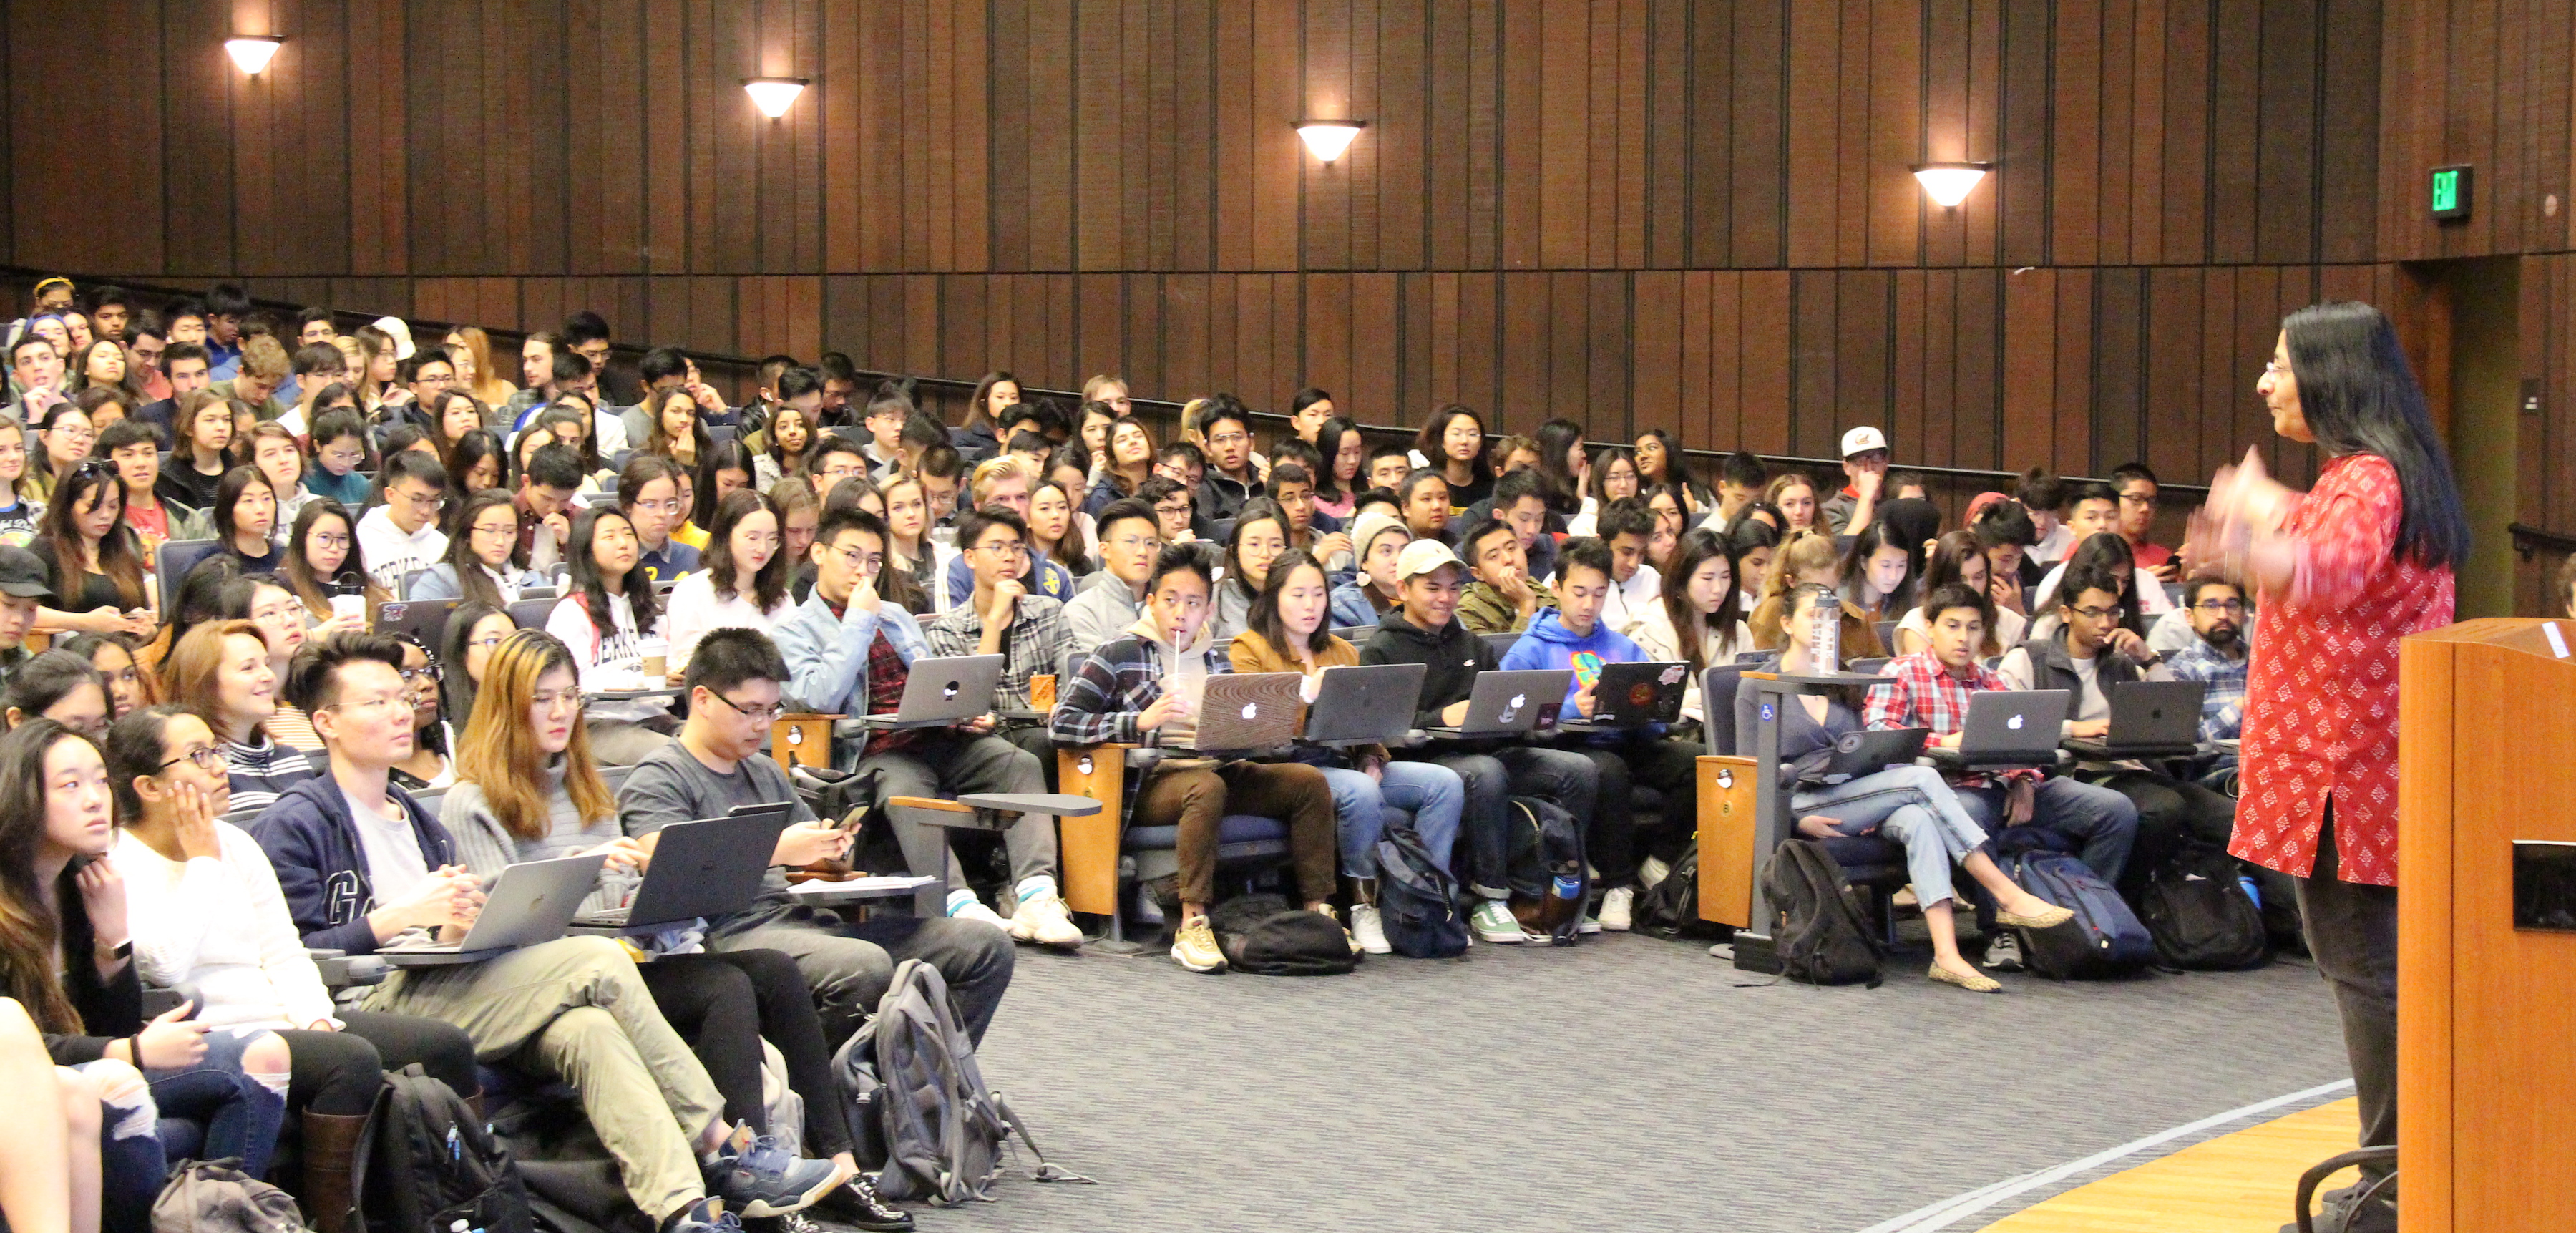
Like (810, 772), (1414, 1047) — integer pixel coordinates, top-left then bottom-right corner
(1576, 910), (1603, 935)
(1637, 855), (1671, 890)
(707, 1129), (853, 1218)
(660, 1199), (738, 1233)
(1597, 886), (1635, 932)
(1170, 919), (1226, 971)
(1348, 903), (1392, 955)
(1469, 899), (1525, 944)
(1307, 905), (1362, 954)
(1983, 932), (2025, 973)
(811, 1174), (914, 1232)
(1008, 891), (1084, 948)
(950, 899), (1010, 932)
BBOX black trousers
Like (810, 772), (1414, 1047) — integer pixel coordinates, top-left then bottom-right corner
(2295, 809), (2399, 1185)
(278, 1009), (482, 1116)
(2087, 767), (2239, 900)
(1570, 736), (1705, 887)
(638, 948), (857, 1160)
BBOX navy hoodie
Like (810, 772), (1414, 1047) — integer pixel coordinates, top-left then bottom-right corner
(247, 774), (457, 957)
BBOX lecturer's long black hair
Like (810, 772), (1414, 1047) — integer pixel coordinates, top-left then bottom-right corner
(2278, 301), (2470, 570)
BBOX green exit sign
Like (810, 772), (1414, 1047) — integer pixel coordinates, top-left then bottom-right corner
(2431, 165), (2473, 221)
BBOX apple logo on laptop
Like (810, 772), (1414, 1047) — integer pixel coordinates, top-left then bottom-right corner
(2006, 713), (2025, 731)
(941, 680), (960, 701)
(1240, 702), (1258, 720)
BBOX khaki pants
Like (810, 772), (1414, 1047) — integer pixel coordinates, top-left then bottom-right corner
(362, 936), (721, 1220)
(1135, 760), (1337, 907)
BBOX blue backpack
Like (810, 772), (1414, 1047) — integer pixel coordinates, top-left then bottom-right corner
(2001, 849), (2156, 978)
(1374, 824), (1469, 957)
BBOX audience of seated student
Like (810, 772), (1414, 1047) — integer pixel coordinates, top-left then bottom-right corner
(769, 477), (823, 585)
(210, 467), (282, 572)
(104, 703), (481, 1229)
(32, 463), (152, 640)
(1070, 400), (1115, 480)
(2039, 478), (2122, 576)
(1209, 499), (1289, 643)
(167, 620), (313, 817)
(1267, 462), (1352, 573)
(1226, 549), (1466, 955)
(444, 426), (505, 502)
(1028, 476), (1092, 580)
(1762, 471), (1820, 535)
(1362, 538), (1602, 944)
(1738, 583), (2074, 992)
(426, 387), (484, 462)
(1058, 498), (1161, 673)
(56, 633), (149, 721)
(436, 631), (903, 1226)
(1414, 404), (1492, 515)
(1455, 467), (1558, 588)
(1865, 583), (2140, 970)
(615, 454), (699, 585)
(1591, 496), (1660, 638)
(665, 489), (793, 673)
(1310, 416), (1366, 522)
(1136, 474), (1204, 557)
(876, 473), (942, 605)
(278, 499), (384, 635)
(243, 423), (315, 530)
(2011, 466), (2072, 570)
(351, 452), (444, 593)
(1634, 429), (1712, 516)
(1, 718), (292, 1191)
(2, 650), (109, 734)
(638, 386), (710, 476)
(97, 420), (201, 564)
(296, 409), (369, 510)
(693, 439), (757, 525)
(509, 442), (580, 579)
(1971, 499), (2040, 619)
(380, 635), (454, 790)
(1897, 531), (2028, 658)
(1486, 434), (1543, 484)
(442, 326), (516, 410)
(942, 458), (1072, 607)
(549, 505), (676, 766)
(1747, 530), (1885, 656)
(1354, 440), (1405, 496)
(1708, 450), (1769, 529)
(1837, 515), (1921, 625)
(0, 547), (40, 688)
(2165, 575), (2250, 754)
(1454, 517), (1550, 636)
(1815, 427), (1891, 535)
(225, 574), (328, 751)
(750, 397), (816, 490)
(248, 634), (826, 1232)
(1000, 431), (1050, 483)
(1998, 565), (2235, 900)
(897, 416), (956, 494)
(1644, 483), (1690, 570)
(409, 491), (542, 608)
(1329, 512), (1410, 630)
(947, 371), (1015, 459)
(152, 392), (231, 513)
(1186, 397), (1266, 525)
(1633, 528), (1755, 726)
(663, 464), (707, 553)
(2029, 530), (2171, 645)
(804, 433), (871, 508)
(1052, 546), (1340, 970)
(925, 507), (1073, 781)
(1529, 419), (1586, 518)
(1723, 512), (1781, 610)
(1499, 538), (1704, 932)
(0, 417), (44, 546)
(2106, 462), (2176, 579)
(436, 601), (514, 725)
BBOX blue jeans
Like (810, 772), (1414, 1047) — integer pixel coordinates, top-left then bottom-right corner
(74, 1058), (169, 1233)
(1420, 746), (1601, 900)
(144, 1025), (288, 1178)
(1956, 775), (2140, 887)
(1318, 761), (1465, 879)
(1792, 764), (1989, 907)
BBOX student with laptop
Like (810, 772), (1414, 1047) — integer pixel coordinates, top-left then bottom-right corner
(1050, 546), (1340, 973)
(249, 633), (836, 1232)
(438, 629), (907, 1230)
(1360, 539), (1601, 945)
(1226, 549), (1465, 956)
(1498, 538), (1702, 932)
(1863, 583), (2139, 972)
(923, 506), (1075, 780)
(1996, 565), (2236, 899)
(1735, 584), (2072, 992)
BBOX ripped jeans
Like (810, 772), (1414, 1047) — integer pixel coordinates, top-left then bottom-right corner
(1790, 764), (1991, 909)
(74, 1058), (170, 1233)
(142, 1025), (289, 1178)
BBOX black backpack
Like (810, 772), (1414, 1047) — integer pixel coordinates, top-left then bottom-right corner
(1504, 796), (1589, 946)
(1631, 847), (1712, 938)
(1373, 824), (1469, 957)
(2138, 844), (2270, 970)
(1207, 892), (1360, 975)
(351, 1066), (534, 1233)
(1758, 839), (1883, 986)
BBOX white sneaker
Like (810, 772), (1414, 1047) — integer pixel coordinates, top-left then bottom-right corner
(1348, 904), (1392, 955)
(1008, 892), (1084, 948)
(951, 900), (1010, 932)
(1637, 856), (1672, 890)
(1597, 886), (1635, 932)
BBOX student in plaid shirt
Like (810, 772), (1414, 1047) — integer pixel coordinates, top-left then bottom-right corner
(2164, 575), (2250, 747)
(924, 505), (1073, 784)
(1865, 583), (2137, 969)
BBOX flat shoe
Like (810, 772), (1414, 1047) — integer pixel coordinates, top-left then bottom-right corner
(1995, 904), (2075, 930)
(1928, 962), (2003, 993)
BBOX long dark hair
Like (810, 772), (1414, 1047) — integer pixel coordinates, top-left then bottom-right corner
(964, 371), (1017, 435)
(444, 428), (509, 513)
(1919, 530), (2004, 656)
(1224, 499), (1291, 598)
(1586, 447), (1639, 505)
(2279, 301), (2471, 570)
(438, 600), (510, 729)
(210, 465), (277, 550)
(1838, 517), (1921, 618)
(1246, 548), (1335, 657)
(436, 490), (522, 610)
(1414, 404), (1492, 487)
(282, 498), (375, 616)
(693, 439), (756, 528)
(570, 506), (659, 635)
(40, 460), (147, 608)
(701, 488), (789, 611)
(1312, 416), (1365, 502)
(1534, 419), (1586, 515)
(1, 650), (106, 728)
(1658, 528), (1746, 672)
(0, 720), (94, 1032)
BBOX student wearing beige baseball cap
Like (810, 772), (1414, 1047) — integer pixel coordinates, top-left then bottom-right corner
(1823, 425), (1893, 535)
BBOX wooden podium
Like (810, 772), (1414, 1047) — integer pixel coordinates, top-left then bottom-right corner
(2398, 618), (2576, 1232)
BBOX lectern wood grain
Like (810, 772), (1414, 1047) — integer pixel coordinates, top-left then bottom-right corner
(1697, 756), (1760, 928)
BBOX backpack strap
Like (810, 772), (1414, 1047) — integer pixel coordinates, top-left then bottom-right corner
(989, 1091), (1098, 1185)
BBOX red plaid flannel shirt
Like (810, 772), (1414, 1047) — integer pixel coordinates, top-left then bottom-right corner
(1862, 651), (2036, 789)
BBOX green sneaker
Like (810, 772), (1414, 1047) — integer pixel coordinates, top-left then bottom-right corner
(1470, 899), (1526, 944)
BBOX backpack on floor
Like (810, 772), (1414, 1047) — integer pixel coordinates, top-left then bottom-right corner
(831, 960), (1092, 1205)
(152, 1159), (304, 1233)
(1631, 846), (1712, 938)
(1207, 892), (1360, 975)
(1504, 795), (1589, 945)
(351, 1065), (535, 1233)
(2003, 849), (2156, 979)
(1373, 824), (1469, 957)
(2137, 843), (2270, 970)
(1758, 839), (1883, 986)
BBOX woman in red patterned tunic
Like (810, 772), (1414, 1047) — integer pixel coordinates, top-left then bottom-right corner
(2193, 301), (2468, 1233)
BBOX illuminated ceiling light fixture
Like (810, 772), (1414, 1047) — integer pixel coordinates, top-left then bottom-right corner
(1292, 119), (1367, 163)
(225, 36), (285, 75)
(1911, 162), (1992, 210)
(742, 78), (810, 119)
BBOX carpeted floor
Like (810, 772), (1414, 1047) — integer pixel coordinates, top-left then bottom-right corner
(881, 930), (2351, 1233)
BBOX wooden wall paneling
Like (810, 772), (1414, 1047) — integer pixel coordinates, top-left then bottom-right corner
(1533, 0), (1586, 271)
(2544, 0), (2576, 253)
(784, 0), (829, 273)
(1453, 270), (1498, 416)
(1642, 0), (1688, 269)
(347, 0), (406, 276)
(1030, 0), (1080, 272)
(697, 0), (755, 273)
(1737, 271), (1792, 454)
(2255, 0), (2321, 263)
(1890, 270), (1929, 462)
(1865, 0), (1921, 269)
(940, 276), (987, 380)
(1350, 0), (1392, 271)
(1633, 271), (1684, 447)
(1831, 0), (1873, 268)
(1118, 0), (1157, 272)
(1212, 2), (1254, 271)
(1993, 0), (2050, 268)
(1697, 271), (1741, 452)
(1498, 272), (1549, 425)
(1789, 269), (1836, 453)
(1250, 0), (1304, 271)
(1162, 273), (1211, 402)
(1170, 0), (1218, 271)
(1953, 267), (2001, 470)
(163, 0), (235, 274)
(2157, 0), (2210, 265)
(2205, 0), (2261, 264)
(2123, 0), (2166, 268)
(2197, 267), (2243, 482)
(2052, 269), (2098, 474)
(2372, 0), (2431, 262)
(2094, 0), (2138, 267)
(1231, 274), (1274, 406)
(1198, 272), (1236, 399)
(1073, 0), (1124, 271)
(1465, 0), (1503, 270)
(1304, 0), (1355, 271)
(1588, 271), (1630, 437)
(1782, 0), (1840, 269)
(1422, 0), (1474, 271)
(1959, 0), (2002, 267)
(521, 1), (573, 275)
(1420, 271), (1459, 407)
(0, 6), (11, 267)
(2049, 0), (2102, 268)
(1043, 273), (1079, 386)
(1726, 0), (1785, 268)
(1830, 270), (1891, 452)
(2552, 254), (2575, 537)
(2230, 265), (2285, 478)
(898, 273), (940, 377)
(570, 0), (618, 276)
(952, 0), (992, 271)
(1120, 273), (1161, 396)
(1609, 0), (1651, 271)
(2317, 0), (2384, 263)
(1351, 272), (1401, 419)
(1393, 271), (1430, 414)
(2441, 0), (2498, 259)
(1546, 271), (1591, 432)
(820, 0), (863, 270)
(1306, 273), (1354, 404)
(1918, 0), (1971, 268)
(2144, 265), (2206, 482)
(1926, 269), (1966, 470)
(1496, 0), (1542, 269)
(228, 17), (282, 276)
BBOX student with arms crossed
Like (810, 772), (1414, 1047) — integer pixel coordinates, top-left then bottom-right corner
(922, 507), (1072, 782)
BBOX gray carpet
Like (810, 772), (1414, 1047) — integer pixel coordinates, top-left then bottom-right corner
(889, 932), (2353, 1233)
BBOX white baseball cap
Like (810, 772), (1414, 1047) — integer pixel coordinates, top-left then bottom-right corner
(1394, 538), (1465, 582)
(1840, 426), (1889, 458)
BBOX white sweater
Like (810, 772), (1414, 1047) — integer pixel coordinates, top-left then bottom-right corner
(114, 824), (339, 1030)
(662, 571), (793, 671)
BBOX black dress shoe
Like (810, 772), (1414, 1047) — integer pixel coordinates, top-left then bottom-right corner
(2283, 1187), (2394, 1233)
(811, 1176), (913, 1232)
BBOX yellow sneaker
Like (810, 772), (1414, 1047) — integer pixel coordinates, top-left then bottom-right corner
(1170, 919), (1225, 972)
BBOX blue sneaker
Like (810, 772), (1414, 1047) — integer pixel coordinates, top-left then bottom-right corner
(706, 1128), (855, 1218)
(659, 1198), (738, 1233)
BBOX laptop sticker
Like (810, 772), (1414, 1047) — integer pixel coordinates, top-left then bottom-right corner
(1573, 652), (1604, 689)
(941, 680), (960, 701)
(1498, 693), (1525, 724)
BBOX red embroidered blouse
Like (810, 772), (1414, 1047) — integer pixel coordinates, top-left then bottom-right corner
(2229, 454), (2455, 886)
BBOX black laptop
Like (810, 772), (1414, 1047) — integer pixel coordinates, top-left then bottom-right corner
(1559, 661), (1689, 731)
(2065, 681), (2207, 759)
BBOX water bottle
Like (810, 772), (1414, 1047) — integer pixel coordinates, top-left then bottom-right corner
(1812, 600), (1840, 670)
(2238, 874), (2261, 910)
(1550, 873), (1581, 902)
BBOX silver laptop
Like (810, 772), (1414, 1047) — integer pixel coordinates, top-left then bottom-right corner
(864, 654), (1007, 729)
(1955, 690), (2072, 764)
(572, 805), (794, 929)
(404, 854), (607, 955)
(2069, 681), (2207, 758)
(1301, 663), (1427, 745)
(1424, 669), (1574, 739)
(1166, 673), (1305, 752)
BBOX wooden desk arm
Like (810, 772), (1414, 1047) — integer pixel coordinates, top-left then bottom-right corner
(771, 713), (846, 776)
(1055, 744), (1137, 916)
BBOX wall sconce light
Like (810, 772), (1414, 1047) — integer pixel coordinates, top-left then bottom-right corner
(1911, 162), (1991, 210)
(1292, 120), (1367, 163)
(742, 78), (809, 119)
(225, 36), (284, 75)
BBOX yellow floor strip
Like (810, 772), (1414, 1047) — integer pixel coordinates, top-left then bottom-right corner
(1979, 1099), (2362, 1233)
